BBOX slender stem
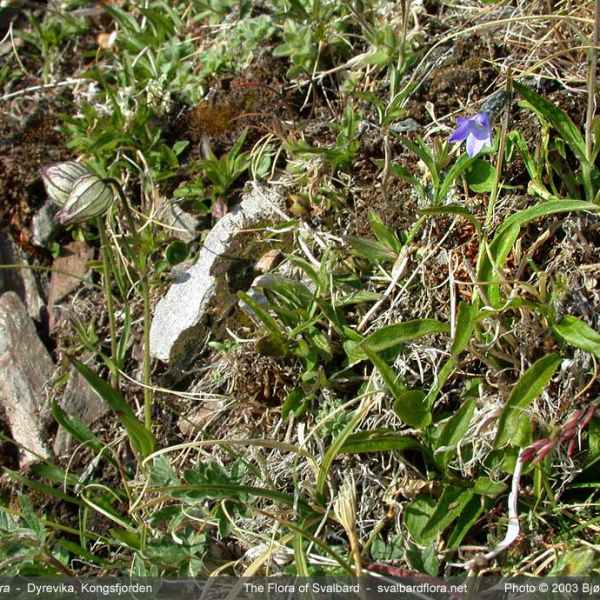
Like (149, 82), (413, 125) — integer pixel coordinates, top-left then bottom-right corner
(396, 0), (410, 82)
(486, 70), (513, 231)
(105, 178), (153, 431)
(585, 0), (599, 164)
(97, 217), (119, 389)
(582, 0), (599, 202)
(104, 178), (143, 254)
(142, 272), (152, 431)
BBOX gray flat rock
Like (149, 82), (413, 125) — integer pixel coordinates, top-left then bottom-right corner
(150, 184), (285, 366)
(157, 200), (200, 243)
(0, 292), (53, 464)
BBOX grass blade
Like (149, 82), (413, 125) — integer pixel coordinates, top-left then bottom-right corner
(70, 358), (156, 459)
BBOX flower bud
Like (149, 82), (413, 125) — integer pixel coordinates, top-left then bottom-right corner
(41, 162), (89, 206)
(55, 173), (114, 225)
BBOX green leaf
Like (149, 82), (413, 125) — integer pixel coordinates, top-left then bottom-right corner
(424, 357), (456, 408)
(553, 315), (600, 359)
(392, 389), (431, 429)
(406, 541), (439, 576)
(494, 354), (562, 447)
(513, 81), (588, 167)
(70, 358), (155, 458)
(315, 402), (371, 505)
(369, 212), (402, 253)
(507, 130), (542, 184)
(437, 152), (478, 203)
(17, 494), (45, 541)
(479, 200), (598, 307)
(371, 534), (404, 561)
(446, 494), (483, 548)
(51, 401), (106, 457)
(350, 319), (450, 365)
(421, 486), (475, 540)
(163, 483), (313, 512)
(585, 417), (600, 468)
(434, 398), (476, 468)
(451, 301), (476, 357)
(30, 463), (80, 487)
(150, 456), (179, 487)
(340, 429), (423, 454)
(472, 477), (507, 497)
(5, 470), (82, 507)
(420, 205), (482, 234)
(403, 496), (436, 544)
(465, 159), (496, 193)
(345, 235), (397, 262)
(237, 291), (286, 340)
(57, 539), (109, 566)
(165, 241), (188, 266)
(548, 548), (595, 576)
(293, 530), (310, 576)
(281, 387), (310, 419)
(398, 136), (439, 192)
(360, 344), (431, 428)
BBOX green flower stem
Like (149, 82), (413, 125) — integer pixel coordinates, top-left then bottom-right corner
(585, 0), (599, 203)
(97, 217), (119, 389)
(586, 0), (599, 164)
(141, 272), (152, 432)
(105, 178), (153, 432)
(486, 70), (513, 231)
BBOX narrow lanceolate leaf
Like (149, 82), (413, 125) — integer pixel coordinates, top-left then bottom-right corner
(421, 485), (474, 540)
(434, 398), (476, 468)
(392, 390), (431, 429)
(451, 302), (477, 357)
(420, 205), (482, 234)
(340, 429), (423, 454)
(553, 315), (600, 359)
(70, 358), (156, 459)
(479, 200), (599, 307)
(513, 81), (588, 167)
(349, 319), (450, 365)
(363, 346), (431, 428)
(494, 354), (562, 448)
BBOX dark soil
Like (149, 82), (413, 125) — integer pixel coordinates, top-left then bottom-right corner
(0, 99), (71, 248)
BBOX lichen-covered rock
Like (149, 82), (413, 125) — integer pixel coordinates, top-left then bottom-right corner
(150, 184), (285, 366)
(0, 292), (53, 464)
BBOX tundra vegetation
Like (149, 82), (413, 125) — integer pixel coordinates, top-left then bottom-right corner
(0, 0), (599, 578)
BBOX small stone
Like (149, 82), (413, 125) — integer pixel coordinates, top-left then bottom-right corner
(157, 199), (200, 243)
(254, 249), (283, 274)
(150, 184), (286, 366)
(0, 292), (53, 464)
(47, 241), (94, 333)
(0, 229), (44, 321)
(31, 199), (60, 248)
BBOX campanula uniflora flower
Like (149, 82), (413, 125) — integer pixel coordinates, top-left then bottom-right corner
(449, 112), (493, 157)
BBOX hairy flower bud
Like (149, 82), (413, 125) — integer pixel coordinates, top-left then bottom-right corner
(41, 161), (88, 206)
(54, 173), (114, 225)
